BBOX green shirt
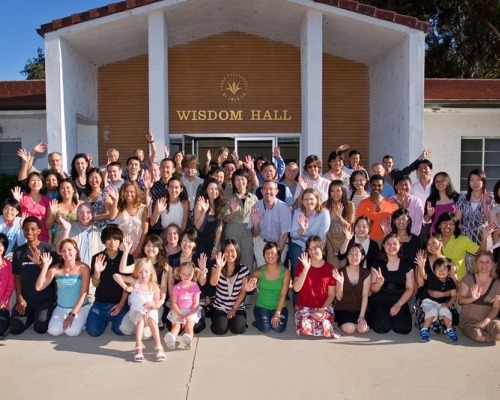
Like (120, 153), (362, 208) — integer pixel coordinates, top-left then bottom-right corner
(256, 266), (285, 310)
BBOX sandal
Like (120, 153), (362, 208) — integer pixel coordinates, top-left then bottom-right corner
(155, 346), (166, 362)
(134, 346), (145, 362)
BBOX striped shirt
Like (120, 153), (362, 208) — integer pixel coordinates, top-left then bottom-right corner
(213, 265), (250, 312)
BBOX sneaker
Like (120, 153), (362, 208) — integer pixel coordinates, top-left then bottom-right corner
(446, 328), (458, 342)
(181, 333), (192, 350)
(164, 332), (176, 350)
(420, 328), (430, 342)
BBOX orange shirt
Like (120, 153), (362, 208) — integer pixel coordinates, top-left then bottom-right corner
(356, 198), (398, 240)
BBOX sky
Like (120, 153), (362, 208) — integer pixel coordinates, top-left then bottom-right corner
(0, 0), (108, 80)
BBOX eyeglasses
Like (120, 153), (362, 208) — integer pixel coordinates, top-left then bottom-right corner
(307, 165), (319, 170)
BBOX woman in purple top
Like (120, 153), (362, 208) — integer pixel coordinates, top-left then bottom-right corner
(423, 172), (459, 233)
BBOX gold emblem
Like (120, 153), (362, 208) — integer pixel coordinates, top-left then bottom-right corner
(220, 73), (248, 102)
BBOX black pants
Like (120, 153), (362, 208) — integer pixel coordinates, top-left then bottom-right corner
(368, 299), (412, 335)
(0, 308), (10, 338)
(10, 300), (55, 335)
(210, 309), (247, 335)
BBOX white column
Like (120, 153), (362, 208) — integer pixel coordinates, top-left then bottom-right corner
(45, 35), (67, 170)
(148, 10), (169, 160)
(300, 9), (323, 166)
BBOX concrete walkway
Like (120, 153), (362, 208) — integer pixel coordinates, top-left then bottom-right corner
(1, 318), (498, 400)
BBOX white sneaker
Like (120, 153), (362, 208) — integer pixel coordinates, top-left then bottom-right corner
(164, 332), (176, 350)
(181, 333), (192, 350)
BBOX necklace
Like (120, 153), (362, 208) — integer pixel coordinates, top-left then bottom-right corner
(370, 196), (383, 212)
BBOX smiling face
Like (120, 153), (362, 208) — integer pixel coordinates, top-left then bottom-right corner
(261, 181), (278, 203)
(168, 179), (182, 199)
(370, 179), (384, 196)
(438, 219), (455, 237)
(77, 204), (93, 226)
(426, 237), (442, 255)
(284, 163), (299, 181)
(206, 182), (220, 200)
(396, 179), (411, 195)
(2, 204), (19, 223)
(60, 241), (78, 262)
(354, 219), (370, 239)
(59, 181), (75, 200)
(417, 163), (432, 183)
(74, 157), (88, 173)
(264, 246), (279, 265)
(123, 185), (137, 204)
(307, 240), (324, 262)
(233, 175), (248, 194)
(329, 184), (343, 202)
(137, 264), (152, 282)
(105, 237), (121, 253)
(347, 246), (364, 266)
(302, 192), (318, 212)
(261, 165), (276, 181)
(160, 159), (174, 179)
(434, 263), (450, 280)
(23, 221), (41, 243)
(180, 236), (196, 253)
(144, 240), (159, 259)
(476, 255), (494, 275)
(88, 171), (102, 189)
(28, 175), (43, 193)
(223, 243), (238, 264)
(329, 156), (343, 173)
(469, 174), (483, 193)
(352, 173), (367, 191)
(107, 165), (122, 183)
(48, 153), (63, 172)
(44, 173), (59, 191)
(127, 159), (141, 176)
(434, 174), (449, 192)
(179, 265), (195, 282)
(211, 171), (225, 186)
(306, 163), (320, 180)
(166, 227), (179, 246)
(383, 236), (400, 256)
(394, 213), (409, 231)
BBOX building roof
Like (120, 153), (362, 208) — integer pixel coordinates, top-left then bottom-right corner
(39, 0), (429, 36)
(0, 80), (46, 110)
(425, 79), (500, 106)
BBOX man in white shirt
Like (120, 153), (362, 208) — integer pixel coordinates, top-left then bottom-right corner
(300, 155), (330, 203)
(181, 155), (204, 212)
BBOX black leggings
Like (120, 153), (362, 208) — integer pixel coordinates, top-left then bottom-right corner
(10, 300), (55, 335)
(368, 300), (412, 335)
(210, 309), (247, 335)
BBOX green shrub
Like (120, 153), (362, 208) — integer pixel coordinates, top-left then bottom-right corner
(0, 174), (18, 205)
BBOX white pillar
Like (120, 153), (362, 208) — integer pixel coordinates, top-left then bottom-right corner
(45, 35), (67, 170)
(148, 10), (169, 160)
(300, 9), (323, 167)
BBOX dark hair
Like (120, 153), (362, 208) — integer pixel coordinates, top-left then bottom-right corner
(0, 232), (9, 253)
(26, 171), (44, 193)
(327, 150), (343, 163)
(165, 176), (188, 212)
(435, 212), (461, 238)
(23, 216), (42, 229)
(428, 172), (458, 206)
(393, 175), (412, 188)
(221, 159), (236, 169)
(200, 177), (226, 217)
(139, 234), (168, 275)
(263, 241), (281, 261)
(70, 153), (90, 181)
(353, 215), (372, 232)
(391, 208), (413, 236)
(221, 239), (242, 276)
(107, 161), (122, 170)
(383, 155), (393, 161)
(57, 179), (79, 205)
(344, 243), (366, 267)
(254, 156), (267, 171)
(2, 198), (21, 214)
(41, 169), (64, 186)
(126, 156), (142, 166)
(466, 169), (487, 200)
(325, 180), (348, 218)
(369, 173), (384, 184)
(303, 154), (322, 171)
(181, 228), (198, 244)
(494, 179), (500, 204)
(85, 167), (105, 194)
(349, 170), (368, 194)
(348, 149), (361, 158)
(260, 161), (277, 173)
(432, 257), (452, 272)
(232, 168), (250, 195)
(416, 159), (433, 170)
(101, 225), (124, 244)
(423, 233), (443, 253)
(378, 233), (403, 262)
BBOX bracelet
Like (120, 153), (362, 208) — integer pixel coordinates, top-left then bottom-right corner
(148, 140), (154, 143)
(68, 312), (76, 318)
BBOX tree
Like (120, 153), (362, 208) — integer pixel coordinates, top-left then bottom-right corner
(20, 48), (45, 80)
(362, 0), (500, 78)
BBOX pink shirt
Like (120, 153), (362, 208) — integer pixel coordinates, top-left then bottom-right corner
(20, 194), (51, 242)
(173, 282), (201, 310)
(0, 258), (14, 312)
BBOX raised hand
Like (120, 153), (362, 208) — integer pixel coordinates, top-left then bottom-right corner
(243, 155), (254, 171)
(470, 284), (482, 300)
(198, 253), (207, 271)
(146, 131), (154, 143)
(106, 186), (119, 203)
(94, 253), (107, 273)
(245, 277), (257, 292)
(420, 149), (432, 159)
(156, 197), (167, 213)
(337, 144), (350, 153)
(49, 199), (59, 214)
(250, 206), (263, 225)
(273, 146), (281, 159)
(332, 268), (344, 286)
(58, 214), (72, 231)
(231, 150), (239, 164)
(373, 267), (385, 286)
(206, 149), (212, 164)
(27, 246), (42, 266)
(33, 142), (48, 154)
(379, 217), (392, 236)
(229, 197), (240, 213)
(482, 221), (497, 236)
(298, 213), (308, 232)
(17, 148), (31, 163)
(426, 201), (435, 218)
(196, 196), (209, 213)
(215, 252), (226, 270)
(143, 170), (152, 190)
(298, 252), (311, 271)
(343, 225), (353, 242)
(164, 145), (170, 158)
(333, 203), (344, 219)
(297, 176), (306, 191)
(39, 252), (53, 267)
(86, 153), (93, 166)
(122, 234), (134, 253)
(11, 186), (23, 201)
(415, 250), (426, 270)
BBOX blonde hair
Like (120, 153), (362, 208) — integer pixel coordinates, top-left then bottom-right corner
(473, 250), (497, 278)
(174, 262), (200, 281)
(132, 258), (158, 285)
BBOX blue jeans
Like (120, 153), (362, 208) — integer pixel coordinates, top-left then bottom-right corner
(288, 241), (304, 277)
(86, 302), (129, 337)
(253, 305), (288, 333)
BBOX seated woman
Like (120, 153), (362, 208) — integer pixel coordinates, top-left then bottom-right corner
(210, 240), (250, 335)
(458, 251), (500, 343)
(368, 233), (415, 335)
(35, 239), (90, 336)
(0, 233), (14, 338)
(293, 236), (340, 338)
(390, 208), (422, 263)
(246, 242), (290, 333)
(335, 243), (371, 335)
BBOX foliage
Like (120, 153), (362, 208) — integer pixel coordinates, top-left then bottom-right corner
(362, 0), (500, 78)
(0, 174), (19, 205)
(20, 47), (45, 80)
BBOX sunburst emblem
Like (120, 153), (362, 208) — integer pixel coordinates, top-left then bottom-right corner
(220, 73), (248, 101)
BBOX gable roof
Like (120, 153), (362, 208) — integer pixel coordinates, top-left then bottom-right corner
(39, 0), (429, 36)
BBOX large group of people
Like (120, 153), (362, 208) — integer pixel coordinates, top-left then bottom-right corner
(1, 133), (500, 363)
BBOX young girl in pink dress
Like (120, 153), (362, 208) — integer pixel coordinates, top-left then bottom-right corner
(164, 262), (201, 350)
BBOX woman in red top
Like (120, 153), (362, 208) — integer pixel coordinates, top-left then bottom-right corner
(293, 235), (340, 338)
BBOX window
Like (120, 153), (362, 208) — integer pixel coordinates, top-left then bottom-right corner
(0, 140), (22, 175)
(461, 138), (500, 191)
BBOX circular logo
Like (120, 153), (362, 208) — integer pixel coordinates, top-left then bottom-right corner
(220, 73), (248, 102)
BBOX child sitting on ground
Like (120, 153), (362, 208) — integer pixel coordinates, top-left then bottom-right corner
(164, 262), (201, 350)
(416, 255), (458, 342)
(113, 258), (165, 362)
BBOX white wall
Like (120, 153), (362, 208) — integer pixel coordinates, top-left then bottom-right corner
(0, 112), (48, 171)
(424, 108), (500, 188)
(369, 32), (425, 170)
